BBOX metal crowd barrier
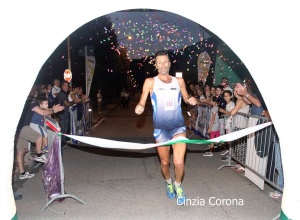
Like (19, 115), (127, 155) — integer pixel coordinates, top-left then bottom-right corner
(69, 102), (93, 144)
(24, 107), (92, 210)
(190, 104), (283, 192)
(41, 117), (86, 211)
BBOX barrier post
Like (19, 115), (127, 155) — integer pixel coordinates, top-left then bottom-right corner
(218, 142), (235, 170)
(40, 118), (86, 211)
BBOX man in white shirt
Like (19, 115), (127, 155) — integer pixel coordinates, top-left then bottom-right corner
(52, 79), (61, 99)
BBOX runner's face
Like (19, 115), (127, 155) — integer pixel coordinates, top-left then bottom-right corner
(155, 55), (170, 76)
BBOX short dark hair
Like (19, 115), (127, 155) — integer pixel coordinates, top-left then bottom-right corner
(154, 50), (170, 61)
(37, 96), (48, 105)
(223, 90), (232, 97)
(216, 85), (224, 90)
(211, 96), (218, 102)
(72, 84), (80, 89)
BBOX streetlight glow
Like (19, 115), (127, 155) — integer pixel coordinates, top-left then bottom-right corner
(118, 35), (132, 41)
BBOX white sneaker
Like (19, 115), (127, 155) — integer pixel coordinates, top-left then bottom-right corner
(35, 154), (47, 163)
(269, 190), (282, 199)
(203, 152), (213, 157)
(42, 146), (49, 153)
(19, 172), (35, 180)
(220, 150), (229, 156)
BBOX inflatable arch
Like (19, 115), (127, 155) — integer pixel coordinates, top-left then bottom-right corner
(1, 1), (299, 219)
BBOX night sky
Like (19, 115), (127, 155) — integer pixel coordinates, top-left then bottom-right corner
(110, 10), (211, 59)
(36, 9), (211, 87)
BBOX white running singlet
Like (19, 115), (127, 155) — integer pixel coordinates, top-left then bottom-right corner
(151, 76), (185, 129)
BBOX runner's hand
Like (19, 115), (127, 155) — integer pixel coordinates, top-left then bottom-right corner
(187, 97), (197, 105)
(135, 104), (144, 115)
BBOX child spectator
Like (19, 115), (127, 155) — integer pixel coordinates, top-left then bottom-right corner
(218, 90), (235, 159)
(29, 96), (52, 155)
(203, 96), (220, 157)
(210, 85), (217, 96)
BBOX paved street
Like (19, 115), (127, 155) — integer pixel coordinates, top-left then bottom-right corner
(14, 97), (281, 219)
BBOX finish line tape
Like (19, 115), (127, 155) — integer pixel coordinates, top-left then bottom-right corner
(61, 122), (272, 150)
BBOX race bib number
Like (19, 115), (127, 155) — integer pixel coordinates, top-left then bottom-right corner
(164, 91), (175, 110)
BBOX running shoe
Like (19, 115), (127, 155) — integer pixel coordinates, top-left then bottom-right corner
(175, 185), (186, 205)
(166, 183), (175, 199)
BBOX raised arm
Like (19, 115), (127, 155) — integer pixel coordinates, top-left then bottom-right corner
(235, 83), (261, 107)
(135, 78), (154, 115)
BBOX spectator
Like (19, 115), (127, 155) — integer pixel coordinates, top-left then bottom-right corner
(68, 84), (89, 104)
(124, 90), (130, 109)
(218, 90), (235, 158)
(29, 96), (52, 154)
(234, 78), (267, 116)
(52, 79), (61, 98)
(77, 86), (89, 101)
(188, 83), (196, 97)
(216, 85), (226, 136)
(56, 81), (73, 144)
(16, 90), (64, 179)
(221, 77), (233, 93)
(120, 88), (127, 108)
(97, 89), (102, 113)
(203, 96), (220, 157)
(231, 87), (250, 128)
(199, 87), (212, 106)
(210, 85), (217, 97)
(37, 84), (48, 98)
(46, 84), (52, 99)
(203, 85), (210, 98)
(188, 89), (203, 129)
(48, 79), (61, 108)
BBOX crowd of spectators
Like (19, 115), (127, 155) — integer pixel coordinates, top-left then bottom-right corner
(186, 77), (283, 199)
(15, 79), (91, 179)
